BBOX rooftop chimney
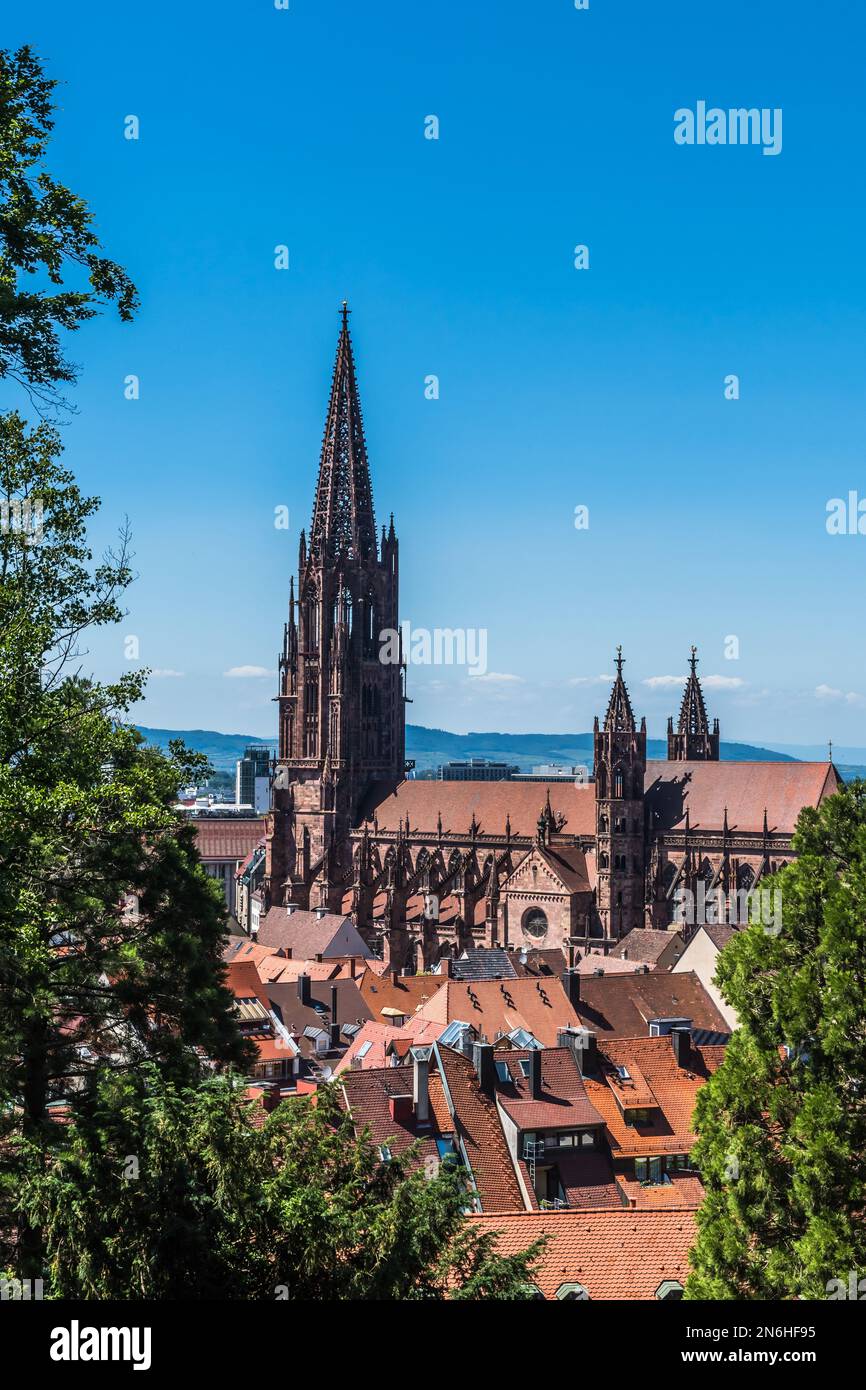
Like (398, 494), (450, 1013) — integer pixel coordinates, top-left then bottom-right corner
(564, 967), (581, 1008)
(286, 903), (296, 917)
(315, 905), (327, 919)
(297, 972), (311, 1007)
(671, 1026), (692, 1068)
(330, 983), (339, 1023)
(574, 1027), (598, 1076)
(411, 1045), (433, 1124)
(472, 1041), (495, 1096)
(527, 1048), (542, 1099)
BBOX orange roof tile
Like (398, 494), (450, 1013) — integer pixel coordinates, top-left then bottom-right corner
(436, 1047), (525, 1213)
(192, 819), (267, 861)
(471, 1207), (697, 1299)
(585, 1037), (726, 1158)
(645, 760), (838, 835)
(418, 975), (580, 1048)
(358, 968), (445, 1019)
(363, 779), (597, 839)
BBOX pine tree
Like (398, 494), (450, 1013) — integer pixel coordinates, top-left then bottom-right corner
(686, 780), (866, 1299)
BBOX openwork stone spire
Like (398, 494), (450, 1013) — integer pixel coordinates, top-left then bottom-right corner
(667, 646), (720, 760)
(309, 302), (377, 563)
(678, 646), (710, 735)
(604, 646), (637, 733)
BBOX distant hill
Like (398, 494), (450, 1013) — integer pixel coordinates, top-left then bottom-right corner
(135, 723), (801, 775)
(135, 727), (275, 771)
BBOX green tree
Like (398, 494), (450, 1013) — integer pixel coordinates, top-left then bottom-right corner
(686, 780), (866, 1299)
(0, 413), (250, 1280)
(0, 44), (137, 415)
(23, 1068), (541, 1301)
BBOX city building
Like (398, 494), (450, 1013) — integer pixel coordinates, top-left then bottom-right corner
(235, 745), (272, 814)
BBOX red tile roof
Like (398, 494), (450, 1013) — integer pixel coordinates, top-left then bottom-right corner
(358, 969), (445, 1019)
(609, 928), (686, 966)
(645, 760), (838, 835)
(338, 1064), (444, 1173)
(573, 969), (729, 1037)
(192, 818), (267, 861)
(363, 779), (597, 839)
(471, 1207), (697, 1299)
(585, 1036), (726, 1158)
(435, 1047), (525, 1213)
(332, 1017), (445, 1075)
(257, 909), (372, 960)
(492, 1049), (605, 1131)
(418, 975), (580, 1047)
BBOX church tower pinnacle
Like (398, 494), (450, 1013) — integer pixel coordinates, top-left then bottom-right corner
(265, 306), (405, 910)
(667, 646), (720, 760)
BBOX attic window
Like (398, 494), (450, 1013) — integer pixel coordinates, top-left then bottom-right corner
(655, 1280), (683, 1301)
(615, 1065), (631, 1081)
(495, 1061), (511, 1084)
(556, 1282), (590, 1301)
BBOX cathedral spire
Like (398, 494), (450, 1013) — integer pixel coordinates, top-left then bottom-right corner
(667, 645), (720, 760)
(604, 646), (637, 732)
(309, 301), (378, 563)
(678, 646), (711, 737)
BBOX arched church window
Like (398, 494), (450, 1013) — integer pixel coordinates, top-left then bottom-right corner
(598, 815), (608, 833)
(599, 852), (609, 869)
(613, 768), (624, 800)
(597, 765), (607, 798)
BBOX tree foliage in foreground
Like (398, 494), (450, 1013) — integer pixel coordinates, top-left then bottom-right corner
(0, 411), (250, 1279)
(0, 44), (138, 415)
(20, 1069), (542, 1301)
(686, 780), (866, 1299)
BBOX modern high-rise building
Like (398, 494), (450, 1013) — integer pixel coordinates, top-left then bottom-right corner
(235, 745), (272, 813)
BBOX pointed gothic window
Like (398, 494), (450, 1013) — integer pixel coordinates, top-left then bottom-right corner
(597, 765), (607, 798)
(613, 768), (624, 800)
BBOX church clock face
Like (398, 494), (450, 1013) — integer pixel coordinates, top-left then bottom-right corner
(523, 908), (548, 941)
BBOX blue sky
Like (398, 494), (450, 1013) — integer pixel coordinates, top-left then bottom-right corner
(5, 0), (866, 743)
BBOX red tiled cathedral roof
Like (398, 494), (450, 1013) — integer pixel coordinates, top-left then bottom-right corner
(645, 760), (838, 835)
(361, 779), (597, 839)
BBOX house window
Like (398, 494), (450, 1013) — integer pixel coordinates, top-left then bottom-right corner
(636, 1157), (663, 1183)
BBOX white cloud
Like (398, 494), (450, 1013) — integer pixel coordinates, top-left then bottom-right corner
(224, 665), (273, 679)
(642, 673), (744, 690)
(701, 675), (746, 690)
(149, 668), (184, 679)
(568, 674), (613, 686)
(815, 683), (864, 705)
(468, 671), (523, 684)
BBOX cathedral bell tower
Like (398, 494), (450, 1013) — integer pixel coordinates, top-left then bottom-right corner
(593, 647), (646, 939)
(265, 305), (405, 910)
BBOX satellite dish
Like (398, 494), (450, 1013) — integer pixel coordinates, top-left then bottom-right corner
(319, 1065), (333, 1081)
